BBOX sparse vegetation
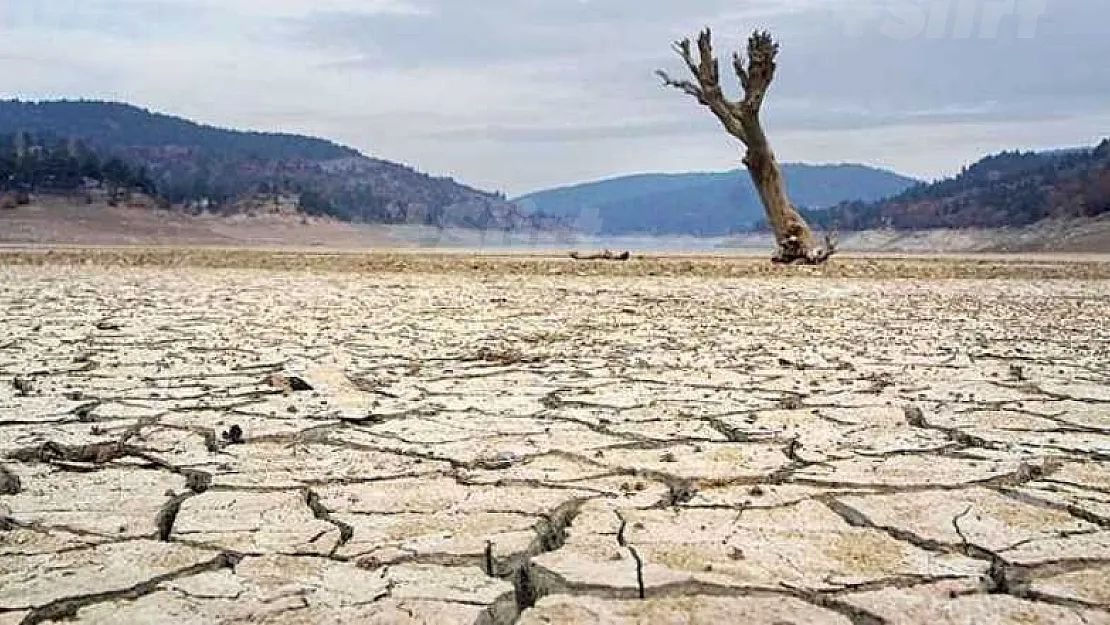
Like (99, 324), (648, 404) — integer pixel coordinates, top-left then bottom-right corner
(0, 131), (155, 203)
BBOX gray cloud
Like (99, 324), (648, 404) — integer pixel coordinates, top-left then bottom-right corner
(771, 0), (1110, 115)
(290, 0), (1110, 136)
(0, 0), (1106, 194)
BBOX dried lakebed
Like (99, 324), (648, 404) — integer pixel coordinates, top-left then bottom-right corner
(1, 262), (1109, 624)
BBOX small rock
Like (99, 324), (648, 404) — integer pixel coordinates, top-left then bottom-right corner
(95, 319), (122, 331)
(74, 402), (100, 422)
(356, 548), (408, 570)
(221, 424), (245, 445)
(12, 377), (32, 396)
(749, 485), (765, 497)
(185, 471), (212, 493)
(779, 396), (802, 410)
(264, 373), (314, 393)
(287, 376), (313, 391)
(356, 556), (383, 570)
(785, 439), (803, 459)
(660, 452), (678, 463)
(0, 465), (21, 495)
(478, 452), (518, 470)
(1013, 461), (1044, 482)
(904, 405), (927, 427)
(728, 546), (745, 560)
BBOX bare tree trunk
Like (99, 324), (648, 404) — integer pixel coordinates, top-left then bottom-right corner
(658, 30), (835, 264)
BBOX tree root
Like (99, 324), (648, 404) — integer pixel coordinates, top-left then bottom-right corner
(771, 233), (838, 266)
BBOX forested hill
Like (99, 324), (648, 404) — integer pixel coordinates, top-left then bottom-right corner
(0, 100), (358, 161)
(0, 100), (545, 230)
(806, 140), (1110, 231)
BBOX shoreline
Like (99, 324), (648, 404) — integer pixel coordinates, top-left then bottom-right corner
(3, 246), (1109, 280)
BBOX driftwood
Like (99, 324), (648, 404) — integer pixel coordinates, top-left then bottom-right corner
(658, 29), (836, 265)
(570, 250), (631, 261)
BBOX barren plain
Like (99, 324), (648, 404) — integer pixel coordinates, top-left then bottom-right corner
(5, 201), (1110, 254)
(1, 250), (1109, 624)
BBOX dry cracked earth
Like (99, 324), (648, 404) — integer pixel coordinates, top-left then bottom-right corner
(1, 258), (1109, 624)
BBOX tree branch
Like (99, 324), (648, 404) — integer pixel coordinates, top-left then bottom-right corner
(655, 70), (704, 102)
(695, 29), (720, 89)
(656, 28), (749, 145)
(732, 51), (750, 92)
(739, 30), (779, 112)
(674, 39), (700, 79)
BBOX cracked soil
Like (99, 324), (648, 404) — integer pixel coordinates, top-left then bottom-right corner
(1, 252), (1109, 624)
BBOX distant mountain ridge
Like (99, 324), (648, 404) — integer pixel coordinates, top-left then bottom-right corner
(0, 99), (549, 230)
(7, 99), (1100, 238)
(514, 164), (919, 236)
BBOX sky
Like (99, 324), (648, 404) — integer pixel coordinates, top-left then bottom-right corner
(0, 0), (1107, 196)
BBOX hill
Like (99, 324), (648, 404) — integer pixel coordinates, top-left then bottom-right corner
(513, 164), (919, 236)
(0, 100), (549, 230)
(807, 140), (1110, 231)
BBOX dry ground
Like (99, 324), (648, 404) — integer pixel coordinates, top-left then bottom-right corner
(1, 251), (1109, 624)
(5, 199), (1110, 253)
(0, 201), (398, 249)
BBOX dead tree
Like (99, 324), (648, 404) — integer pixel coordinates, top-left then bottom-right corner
(658, 29), (836, 264)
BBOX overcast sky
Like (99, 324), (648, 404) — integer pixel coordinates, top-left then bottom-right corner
(0, 0), (1107, 195)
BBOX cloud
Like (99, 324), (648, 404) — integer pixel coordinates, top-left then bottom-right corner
(0, 0), (1107, 194)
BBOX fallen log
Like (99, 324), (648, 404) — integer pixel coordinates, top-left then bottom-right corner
(569, 250), (631, 261)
